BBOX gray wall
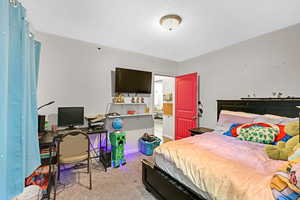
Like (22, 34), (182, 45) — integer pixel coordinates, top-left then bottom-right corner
(36, 32), (178, 117)
(178, 23), (300, 128)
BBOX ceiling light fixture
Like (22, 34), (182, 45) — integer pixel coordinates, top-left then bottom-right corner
(160, 14), (182, 31)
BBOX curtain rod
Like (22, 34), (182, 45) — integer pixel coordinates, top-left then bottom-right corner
(9, 0), (18, 6)
(8, 0), (34, 38)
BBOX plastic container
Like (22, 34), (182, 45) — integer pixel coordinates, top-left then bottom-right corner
(139, 137), (161, 156)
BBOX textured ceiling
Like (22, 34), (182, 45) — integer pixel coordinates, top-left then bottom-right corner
(22, 0), (300, 61)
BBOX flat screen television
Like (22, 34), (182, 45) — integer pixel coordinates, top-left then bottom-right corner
(115, 68), (152, 93)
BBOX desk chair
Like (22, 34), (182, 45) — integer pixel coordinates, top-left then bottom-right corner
(54, 130), (92, 199)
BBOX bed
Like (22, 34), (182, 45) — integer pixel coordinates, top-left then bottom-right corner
(142, 99), (300, 200)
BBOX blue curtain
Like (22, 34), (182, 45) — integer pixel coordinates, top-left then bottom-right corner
(0, 1), (41, 199)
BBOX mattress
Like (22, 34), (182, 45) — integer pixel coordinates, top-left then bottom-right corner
(154, 132), (286, 200)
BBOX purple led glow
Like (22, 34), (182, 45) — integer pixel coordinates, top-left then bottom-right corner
(88, 134), (110, 152)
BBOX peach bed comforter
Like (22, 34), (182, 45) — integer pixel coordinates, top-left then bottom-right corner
(154, 132), (286, 200)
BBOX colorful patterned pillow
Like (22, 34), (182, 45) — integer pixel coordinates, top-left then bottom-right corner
(237, 126), (278, 144)
(223, 122), (275, 137)
(223, 123), (240, 137)
(274, 124), (293, 144)
(235, 123), (275, 137)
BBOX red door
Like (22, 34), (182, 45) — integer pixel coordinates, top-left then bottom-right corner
(175, 73), (198, 140)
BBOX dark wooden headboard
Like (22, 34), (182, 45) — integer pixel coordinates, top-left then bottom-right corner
(217, 99), (300, 120)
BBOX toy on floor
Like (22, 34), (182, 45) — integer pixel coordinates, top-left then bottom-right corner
(109, 117), (126, 168)
(265, 121), (300, 161)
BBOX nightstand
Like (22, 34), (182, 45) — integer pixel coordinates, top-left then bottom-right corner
(189, 127), (214, 136)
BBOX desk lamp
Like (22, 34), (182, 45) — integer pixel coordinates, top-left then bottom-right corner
(38, 101), (55, 110)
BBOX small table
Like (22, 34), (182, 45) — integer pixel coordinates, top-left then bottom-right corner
(189, 127), (214, 136)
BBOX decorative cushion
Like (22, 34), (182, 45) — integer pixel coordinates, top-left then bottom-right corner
(220, 115), (297, 145)
(234, 123), (275, 137)
(237, 126), (278, 144)
(223, 123), (275, 137)
(222, 123), (240, 137)
(274, 124), (291, 143)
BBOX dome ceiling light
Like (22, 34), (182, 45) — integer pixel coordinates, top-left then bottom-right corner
(159, 14), (182, 31)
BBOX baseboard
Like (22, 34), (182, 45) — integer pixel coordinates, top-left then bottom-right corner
(163, 135), (173, 143)
(163, 135), (173, 140)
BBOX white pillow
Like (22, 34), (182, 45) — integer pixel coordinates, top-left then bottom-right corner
(220, 110), (260, 118)
(253, 116), (282, 124)
(263, 114), (298, 124)
(264, 114), (291, 119)
(215, 110), (259, 134)
(214, 121), (234, 134)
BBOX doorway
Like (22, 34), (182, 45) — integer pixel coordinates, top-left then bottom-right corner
(153, 75), (175, 142)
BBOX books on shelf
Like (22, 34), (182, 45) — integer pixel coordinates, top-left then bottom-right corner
(40, 149), (56, 159)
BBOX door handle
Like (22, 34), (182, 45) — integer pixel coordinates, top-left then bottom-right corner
(192, 116), (197, 120)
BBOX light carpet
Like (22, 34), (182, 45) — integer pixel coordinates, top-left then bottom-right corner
(55, 152), (156, 200)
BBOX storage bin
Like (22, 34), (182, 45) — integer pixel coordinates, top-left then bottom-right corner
(139, 137), (161, 156)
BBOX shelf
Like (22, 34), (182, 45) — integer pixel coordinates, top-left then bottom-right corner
(111, 103), (147, 105)
(107, 113), (153, 119)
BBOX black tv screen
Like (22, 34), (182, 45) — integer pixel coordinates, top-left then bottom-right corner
(115, 68), (152, 93)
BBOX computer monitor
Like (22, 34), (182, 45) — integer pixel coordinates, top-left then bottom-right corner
(57, 107), (84, 128)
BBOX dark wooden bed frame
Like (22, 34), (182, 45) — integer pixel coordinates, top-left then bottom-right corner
(142, 98), (300, 200)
